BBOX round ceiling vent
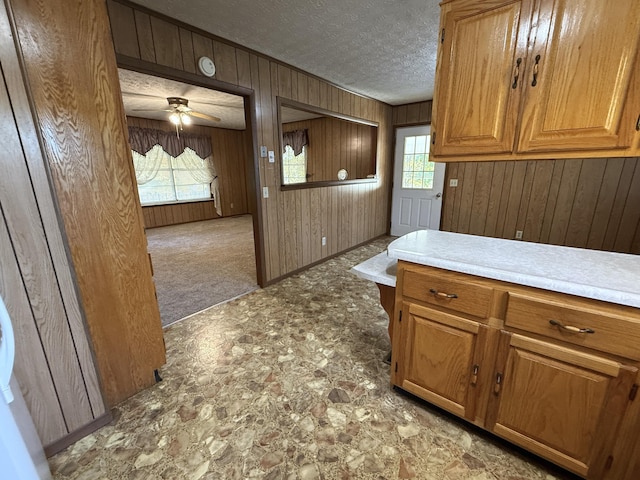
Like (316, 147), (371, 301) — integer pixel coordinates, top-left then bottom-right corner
(198, 56), (216, 77)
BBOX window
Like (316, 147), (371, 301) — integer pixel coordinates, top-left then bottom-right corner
(133, 145), (213, 205)
(282, 145), (307, 184)
(401, 134), (435, 189)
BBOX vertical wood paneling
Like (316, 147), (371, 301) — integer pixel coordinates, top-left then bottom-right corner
(523, 160), (555, 242)
(587, 158), (626, 249)
(213, 40), (238, 85)
(0, 216), (68, 444)
(441, 158), (640, 254)
(565, 159), (607, 247)
(149, 17), (182, 69)
(12, 0), (166, 408)
(108, 0), (394, 283)
(133, 11), (155, 62)
(392, 101), (433, 126)
(483, 162), (506, 237)
(105, 1), (139, 58)
(1, 0), (109, 449)
(178, 28), (196, 73)
(235, 49), (251, 88)
(614, 163), (640, 252)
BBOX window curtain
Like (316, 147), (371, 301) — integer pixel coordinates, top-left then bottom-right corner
(174, 148), (221, 216)
(128, 126), (213, 158)
(282, 129), (308, 155)
(128, 126), (221, 214)
(131, 144), (168, 185)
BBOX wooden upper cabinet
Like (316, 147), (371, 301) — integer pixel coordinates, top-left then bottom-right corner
(517, 0), (640, 152)
(432, 0), (640, 161)
(433, 0), (532, 156)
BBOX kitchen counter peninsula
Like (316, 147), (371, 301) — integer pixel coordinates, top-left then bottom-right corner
(355, 230), (640, 480)
(386, 230), (640, 308)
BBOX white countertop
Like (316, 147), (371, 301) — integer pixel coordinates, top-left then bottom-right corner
(387, 230), (640, 309)
(350, 252), (397, 287)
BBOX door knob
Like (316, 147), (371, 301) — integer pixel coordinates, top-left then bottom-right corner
(435, 193), (442, 198)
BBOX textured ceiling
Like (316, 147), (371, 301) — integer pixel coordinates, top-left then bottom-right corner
(119, 69), (246, 129)
(130, 0), (441, 105)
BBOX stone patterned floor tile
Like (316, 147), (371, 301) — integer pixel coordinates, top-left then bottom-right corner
(49, 238), (580, 480)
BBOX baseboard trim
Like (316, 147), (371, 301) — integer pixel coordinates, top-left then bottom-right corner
(263, 234), (390, 287)
(44, 411), (113, 457)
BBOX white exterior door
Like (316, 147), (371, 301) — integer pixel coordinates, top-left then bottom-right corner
(390, 126), (445, 236)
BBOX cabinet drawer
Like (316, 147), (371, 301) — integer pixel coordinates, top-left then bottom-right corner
(402, 268), (493, 318)
(505, 292), (640, 360)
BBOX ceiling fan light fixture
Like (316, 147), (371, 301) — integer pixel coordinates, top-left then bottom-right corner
(169, 112), (181, 125)
(180, 112), (192, 125)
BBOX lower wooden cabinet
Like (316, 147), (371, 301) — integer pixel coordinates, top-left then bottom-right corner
(398, 303), (488, 421)
(487, 333), (636, 478)
(391, 262), (640, 480)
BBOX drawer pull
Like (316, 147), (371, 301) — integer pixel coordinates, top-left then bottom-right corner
(549, 319), (595, 334)
(429, 288), (458, 299)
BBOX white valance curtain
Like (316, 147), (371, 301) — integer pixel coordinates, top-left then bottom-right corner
(128, 127), (221, 215)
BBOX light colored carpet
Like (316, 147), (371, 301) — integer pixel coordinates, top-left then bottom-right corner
(146, 215), (257, 327)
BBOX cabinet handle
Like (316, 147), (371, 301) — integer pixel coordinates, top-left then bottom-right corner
(429, 288), (458, 299)
(531, 54), (541, 87)
(636, 114), (640, 131)
(549, 319), (595, 334)
(470, 364), (479, 386)
(493, 373), (503, 395)
(511, 57), (522, 89)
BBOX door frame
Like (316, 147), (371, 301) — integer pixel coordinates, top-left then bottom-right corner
(389, 124), (446, 236)
(115, 55), (266, 287)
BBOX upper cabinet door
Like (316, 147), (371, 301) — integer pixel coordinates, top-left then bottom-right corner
(517, 0), (640, 152)
(433, 0), (533, 156)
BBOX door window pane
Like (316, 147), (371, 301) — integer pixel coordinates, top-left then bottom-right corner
(401, 135), (435, 189)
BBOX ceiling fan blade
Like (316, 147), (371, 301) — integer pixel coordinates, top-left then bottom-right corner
(121, 91), (167, 100)
(188, 111), (221, 122)
(131, 108), (173, 112)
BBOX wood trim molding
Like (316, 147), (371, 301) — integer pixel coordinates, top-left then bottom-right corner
(44, 411), (113, 457)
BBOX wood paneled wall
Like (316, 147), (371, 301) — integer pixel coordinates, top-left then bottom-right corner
(107, 0), (393, 282)
(9, 0), (166, 409)
(441, 158), (640, 254)
(127, 117), (249, 228)
(0, 0), (107, 450)
(283, 117), (376, 182)
(392, 101), (433, 127)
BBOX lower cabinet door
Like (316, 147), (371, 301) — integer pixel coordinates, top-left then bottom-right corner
(396, 302), (486, 421)
(487, 332), (636, 478)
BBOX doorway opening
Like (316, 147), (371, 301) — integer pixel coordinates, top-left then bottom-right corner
(118, 67), (263, 327)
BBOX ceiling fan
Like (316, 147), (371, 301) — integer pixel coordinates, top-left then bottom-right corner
(133, 96), (221, 135)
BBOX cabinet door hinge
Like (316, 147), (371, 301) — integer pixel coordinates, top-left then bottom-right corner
(398, 310), (402, 323)
(395, 362), (398, 373)
(630, 384), (638, 401)
(605, 455), (614, 471)
(441, 28), (445, 43)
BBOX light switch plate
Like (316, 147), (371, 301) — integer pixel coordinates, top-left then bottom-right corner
(449, 179), (459, 187)
(260, 146), (268, 157)
(268, 150), (275, 163)
(262, 186), (269, 198)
